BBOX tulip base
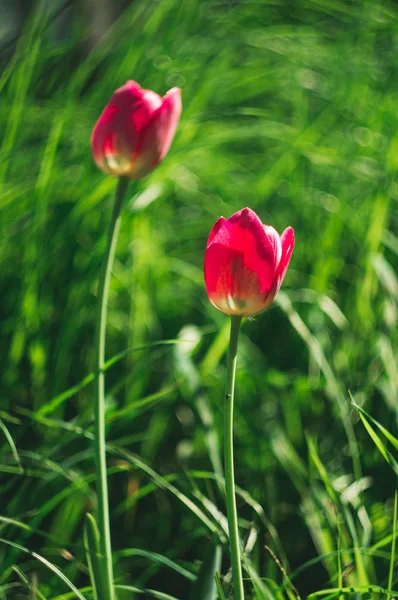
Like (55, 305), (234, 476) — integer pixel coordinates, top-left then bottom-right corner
(224, 315), (245, 600)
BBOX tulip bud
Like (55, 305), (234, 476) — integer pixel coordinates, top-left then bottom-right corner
(91, 81), (182, 180)
(204, 208), (294, 317)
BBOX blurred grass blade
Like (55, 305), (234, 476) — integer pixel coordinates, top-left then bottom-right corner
(11, 566), (48, 600)
(307, 435), (339, 504)
(358, 411), (390, 464)
(277, 293), (362, 482)
(84, 513), (104, 600)
(357, 192), (390, 324)
(109, 446), (221, 537)
(307, 585), (398, 599)
(214, 572), (226, 600)
(46, 588), (93, 600)
(107, 381), (179, 421)
(10, 408), (221, 538)
(200, 320), (230, 378)
(0, 4), (42, 183)
(242, 555), (275, 600)
(117, 548), (196, 582)
(341, 506), (369, 586)
(114, 585), (178, 599)
(0, 417), (23, 472)
(37, 339), (181, 417)
(355, 407), (398, 477)
(352, 401), (398, 451)
(188, 543), (222, 600)
(264, 546), (298, 600)
(0, 538), (87, 599)
(387, 491), (398, 600)
(261, 578), (288, 600)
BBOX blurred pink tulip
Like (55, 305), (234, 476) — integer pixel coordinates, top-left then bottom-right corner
(91, 81), (182, 179)
(204, 208), (294, 317)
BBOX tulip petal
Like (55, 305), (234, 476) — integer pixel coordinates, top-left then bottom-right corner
(91, 81), (163, 177)
(264, 225), (282, 266)
(261, 226), (294, 311)
(138, 87), (182, 173)
(206, 217), (227, 246)
(204, 208), (294, 317)
(204, 208), (284, 316)
(204, 244), (265, 316)
(277, 226), (295, 283)
(218, 208), (278, 293)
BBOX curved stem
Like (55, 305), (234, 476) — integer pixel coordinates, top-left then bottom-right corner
(94, 176), (128, 599)
(224, 315), (244, 600)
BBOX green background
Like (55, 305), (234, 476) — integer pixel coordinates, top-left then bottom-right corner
(0, 0), (397, 598)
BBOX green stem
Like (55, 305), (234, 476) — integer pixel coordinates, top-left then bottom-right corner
(224, 315), (244, 600)
(94, 176), (129, 599)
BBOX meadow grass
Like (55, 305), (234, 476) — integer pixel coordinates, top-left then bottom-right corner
(0, 0), (397, 598)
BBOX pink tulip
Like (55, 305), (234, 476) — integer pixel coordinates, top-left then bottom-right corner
(204, 208), (294, 317)
(91, 81), (182, 179)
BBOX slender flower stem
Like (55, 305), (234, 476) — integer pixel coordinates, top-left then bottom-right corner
(94, 176), (129, 600)
(224, 314), (244, 600)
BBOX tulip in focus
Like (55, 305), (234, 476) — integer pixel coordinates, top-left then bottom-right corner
(91, 81), (182, 179)
(204, 208), (294, 316)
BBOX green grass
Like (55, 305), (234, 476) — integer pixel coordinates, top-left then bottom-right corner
(0, 0), (397, 598)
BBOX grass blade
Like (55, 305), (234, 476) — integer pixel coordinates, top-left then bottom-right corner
(188, 543), (222, 600)
(84, 513), (104, 600)
(0, 538), (87, 599)
(214, 572), (227, 600)
(117, 548), (196, 582)
(387, 490), (398, 600)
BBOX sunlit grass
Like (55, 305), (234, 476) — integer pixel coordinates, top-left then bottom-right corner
(0, 0), (397, 598)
